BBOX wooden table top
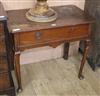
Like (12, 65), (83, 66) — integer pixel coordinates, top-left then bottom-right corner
(7, 5), (94, 33)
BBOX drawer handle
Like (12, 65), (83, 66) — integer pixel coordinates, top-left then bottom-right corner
(35, 32), (42, 40)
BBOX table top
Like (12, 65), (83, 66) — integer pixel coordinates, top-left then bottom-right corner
(7, 5), (94, 33)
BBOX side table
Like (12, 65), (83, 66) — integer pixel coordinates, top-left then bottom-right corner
(7, 5), (94, 91)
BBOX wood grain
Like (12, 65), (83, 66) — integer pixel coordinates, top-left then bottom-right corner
(7, 5), (94, 33)
(0, 73), (10, 90)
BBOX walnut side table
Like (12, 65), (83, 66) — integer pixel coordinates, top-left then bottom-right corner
(7, 5), (94, 91)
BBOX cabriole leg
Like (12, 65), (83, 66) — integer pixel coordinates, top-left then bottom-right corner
(78, 39), (91, 79)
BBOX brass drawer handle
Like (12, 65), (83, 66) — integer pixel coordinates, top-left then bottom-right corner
(35, 32), (42, 40)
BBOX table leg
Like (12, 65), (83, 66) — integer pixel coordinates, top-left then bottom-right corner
(15, 53), (22, 91)
(78, 39), (91, 79)
(63, 42), (70, 60)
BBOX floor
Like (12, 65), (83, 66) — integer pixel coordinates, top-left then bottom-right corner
(18, 53), (100, 96)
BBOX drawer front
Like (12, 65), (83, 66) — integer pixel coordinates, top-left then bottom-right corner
(0, 73), (10, 90)
(15, 24), (90, 49)
(0, 56), (8, 72)
(0, 23), (4, 35)
(17, 27), (70, 46)
(0, 35), (6, 53)
(68, 24), (90, 38)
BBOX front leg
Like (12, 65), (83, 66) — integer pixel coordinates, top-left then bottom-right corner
(15, 53), (22, 91)
(78, 39), (91, 79)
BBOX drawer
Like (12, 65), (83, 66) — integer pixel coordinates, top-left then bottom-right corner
(0, 56), (8, 73)
(68, 24), (90, 38)
(15, 24), (90, 49)
(0, 35), (6, 53)
(0, 73), (10, 90)
(15, 27), (69, 46)
(0, 23), (4, 35)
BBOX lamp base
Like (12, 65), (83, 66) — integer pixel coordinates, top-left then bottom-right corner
(26, 1), (57, 22)
(26, 8), (57, 22)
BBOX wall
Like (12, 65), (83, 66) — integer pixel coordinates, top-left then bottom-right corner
(1, 0), (85, 10)
(0, 0), (85, 64)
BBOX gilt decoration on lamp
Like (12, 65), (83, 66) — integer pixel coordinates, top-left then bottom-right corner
(26, 0), (57, 22)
